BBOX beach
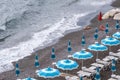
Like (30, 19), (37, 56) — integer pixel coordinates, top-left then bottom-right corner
(0, 0), (120, 80)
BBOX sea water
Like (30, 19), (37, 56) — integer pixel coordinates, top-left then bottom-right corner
(0, 0), (113, 73)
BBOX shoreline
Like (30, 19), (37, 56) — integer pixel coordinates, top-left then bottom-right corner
(0, 0), (120, 80)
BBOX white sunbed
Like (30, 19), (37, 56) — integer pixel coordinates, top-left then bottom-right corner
(89, 66), (96, 70)
(69, 76), (79, 80)
(96, 59), (110, 67)
(109, 52), (120, 58)
(91, 63), (104, 69)
(117, 49), (120, 52)
(68, 55), (72, 58)
(112, 75), (120, 80)
(82, 67), (96, 74)
(104, 56), (118, 61)
(77, 70), (92, 77)
(108, 78), (117, 80)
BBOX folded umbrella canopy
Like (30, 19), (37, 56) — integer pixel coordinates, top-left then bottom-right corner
(34, 54), (40, 67)
(67, 40), (72, 54)
(95, 67), (101, 80)
(111, 59), (116, 75)
(112, 21), (120, 39)
(15, 62), (20, 77)
(51, 47), (56, 60)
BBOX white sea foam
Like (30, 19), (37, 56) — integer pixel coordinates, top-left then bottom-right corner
(0, 12), (89, 73)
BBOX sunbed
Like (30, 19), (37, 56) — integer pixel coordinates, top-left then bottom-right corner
(82, 67), (96, 74)
(96, 59), (110, 66)
(108, 78), (117, 80)
(91, 63), (104, 70)
(117, 49), (120, 52)
(96, 59), (111, 70)
(103, 56), (118, 62)
(68, 55), (72, 58)
(77, 70), (92, 78)
(109, 52), (120, 58)
(111, 74), (120, 80)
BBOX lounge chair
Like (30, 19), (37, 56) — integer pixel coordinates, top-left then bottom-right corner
(96, 59), (111, 70)
(103, 56), (118, 61)
(108, 78), (117, 80)
(109, 52), (120, 58)
(68, 55), (72, 58)
(117, 49), (120, 52)
(96, 59), (110, 66)
(82, 67), (96, 74)
(91, 63), (104, 70)
(111, 74), (120, 80)
(77, 70), (92, 78)
(88, 66), (96, 70)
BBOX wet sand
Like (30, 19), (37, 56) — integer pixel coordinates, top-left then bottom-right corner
(0, 0), (120, 80)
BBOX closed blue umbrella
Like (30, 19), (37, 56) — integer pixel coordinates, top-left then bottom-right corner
(94, 28), (99, 40)
(112, 21), (120, 39)
(72, 49), (93, 67)
(15, 62), (20, 77)
(111, 59), (116, 75)
(88, 42), (108, 60)
(115, 21), (120, 30)
(80, 76), (83, 80)
(101, 36), (120, 52)
(105, 23), (109, 35)
(56, 59), (79, 70)
(51, 47), (56, 60)
(67, 40), (72, 53)
(95, 67), (100, 80)
(22, 77), (36, 80)
(81, 34), (86, 47)
(34, 54), (40, 67)
(36, 67), (60, 78)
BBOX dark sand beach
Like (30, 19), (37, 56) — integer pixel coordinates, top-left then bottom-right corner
(0, 0), (120, 80)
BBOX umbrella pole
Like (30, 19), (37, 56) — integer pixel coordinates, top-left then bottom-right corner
(96, 51), (99, 61)
(109, 46), (111, 52)
(82, 59), (84, 69)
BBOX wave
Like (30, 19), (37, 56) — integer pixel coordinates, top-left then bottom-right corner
(0, 12), (89, 73)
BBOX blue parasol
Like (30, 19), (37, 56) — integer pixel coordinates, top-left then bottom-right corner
(101, 36), (120, 52)
(72, 49), (93, 67)
(36, 67), (60, 78)
(56, 59), (79, 70)
(88, 42), (108, 60)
